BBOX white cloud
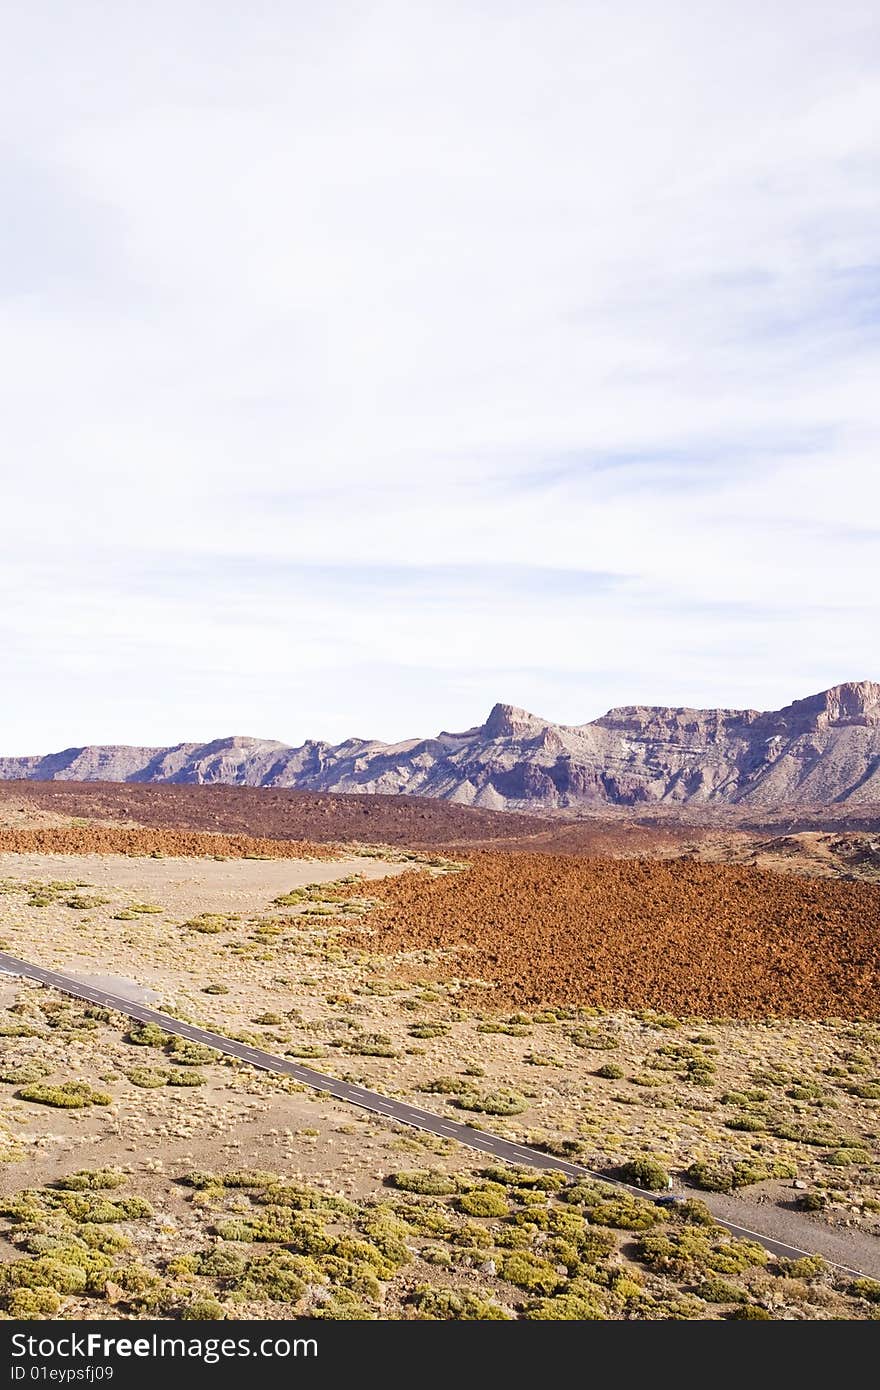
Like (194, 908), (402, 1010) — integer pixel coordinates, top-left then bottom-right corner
(0, 2), (878, 751)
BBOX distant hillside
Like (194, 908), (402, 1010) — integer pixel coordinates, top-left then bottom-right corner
(2, 680), (879, 811)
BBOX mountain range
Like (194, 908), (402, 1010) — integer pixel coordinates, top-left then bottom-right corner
(2, 680), (879, 811)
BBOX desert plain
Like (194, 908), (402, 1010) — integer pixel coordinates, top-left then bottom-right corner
(0, 783), (879, 1320)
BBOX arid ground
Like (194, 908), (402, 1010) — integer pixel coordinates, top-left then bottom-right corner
(1, 786), (879, 1320)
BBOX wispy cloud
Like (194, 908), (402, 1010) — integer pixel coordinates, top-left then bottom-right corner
(0, 2), (878, 751)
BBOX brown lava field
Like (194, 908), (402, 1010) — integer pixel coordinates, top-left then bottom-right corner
(346, 853), (880, 1019)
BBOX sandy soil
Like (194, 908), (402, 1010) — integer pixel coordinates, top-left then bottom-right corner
(2, 849), (879, 1316)
(0, 852), (411, 920)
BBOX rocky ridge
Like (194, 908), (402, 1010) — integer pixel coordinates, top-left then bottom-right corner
(1, 681), (879, 811)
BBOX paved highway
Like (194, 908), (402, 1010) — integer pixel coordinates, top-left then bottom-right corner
(0, 950), (870, 1278)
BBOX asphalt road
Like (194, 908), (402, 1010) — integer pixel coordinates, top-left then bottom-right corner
(0, 950), (870, 1278)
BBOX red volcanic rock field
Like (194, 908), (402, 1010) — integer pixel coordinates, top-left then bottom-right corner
(347, 853), (880, 1019)
(0, 824), (340, 861)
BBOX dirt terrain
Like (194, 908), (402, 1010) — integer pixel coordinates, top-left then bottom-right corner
(0, 825), (344, 860)
(0, 781), (555, 848)
(2, 852), (880, 1320)
(1, 784), (879, 1319)
(344, 854), (880, 1018)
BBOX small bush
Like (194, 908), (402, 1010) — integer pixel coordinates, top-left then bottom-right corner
(54, 1170), (125, 1192)
(167, 1037), (220, 1066)
(126, 1022), (169, 1048)
(525, 1293), (606, 1319)
(457, 1188), (510, 1218)
(203, 984), (230, 995)
(596, 1062), (624, 1080)
(851, 1278), (880, 1304)
(184, 914), (233, 934)
(183, 1298), (226, 1319)
(0, 1061), (52, 1084)
(587, 1197), (663, 1231)
(685, 1157), (796, 1194)
(785, 1255), (826, 1279)
(343, 1034), (397, 1057)
(167, 1068), (206, 1087)
(796, 1191), (827, 1213)
(17, 1082), (112, 1109)
(409, 1022), (450, 1038)
(3, 1286), (61, 1317)
(618, 1157), (670, 1191)
(845, 1081), (880, 1100)
(388, 1171), (459, 1196)
(407, 1287), (510, 1320)
(126, 1067), (168, 1088)
(453, 1090), (528, 1117)
(501, 1251), (565, 1295)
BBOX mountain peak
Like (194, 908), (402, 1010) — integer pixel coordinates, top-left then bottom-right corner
(2, 680), (880, 809)
(482, 703), (549, 739)
(783, 680), (880, 729)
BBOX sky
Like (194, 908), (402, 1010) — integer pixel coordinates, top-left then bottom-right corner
(1, 1), (879, 753)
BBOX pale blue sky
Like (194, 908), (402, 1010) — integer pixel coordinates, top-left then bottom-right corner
(1, 1), (879, 752)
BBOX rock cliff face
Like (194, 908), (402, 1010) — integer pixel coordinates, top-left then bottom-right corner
(2, 681), (879, 811)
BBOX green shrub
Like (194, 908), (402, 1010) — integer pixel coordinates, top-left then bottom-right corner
(618, 1157), (670, 1191)
(17, 1082), (112, 1109)
(409, 1022), (450, 1038)
(587, 1196), (663, 1231)
(796, 1191), (827, 1212)
(2, 1286), (61, 1317)
(845, 1081), (880, 1100)
(501, 1251), (565, 1294)
(457, 1187), (510, 1218)
(685, 1157), (796, 1193)
(388, 1171), (459, 1196)
(826, 1148), (870, 1167)
(54, 1170), (126, 1192)
(126, 1022), (169, 1048)
(2, 1255), (88, 1295)
(525, 1293), (606, 1319)
(203, 984), (230, 995)
(728, 1305), (772, 1319)
(785, 1255), (827, 1279)
(851, 1278), (880, 1303)
(407, 1287), (510, 1320)
(126, 1067), (168, 1088)
(565, 1028), (618, 1050)
(476, 1021), (531, 1037)
(167, 1069), (206, 1086)
(637, 1228), (768, 1279)
(184, 914), (232, 934)
(182, 1298), (226, 1319)
(420, 1077), (462, 1094)
(675, 1199), (717, 1227)
(596, 1062), (624, 1080)
(453, 1090), (527, 1116)
(166, 1037), (220, 1066)
(697, 1276), (749, 1304)
(0, 1061), (52, 1084)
